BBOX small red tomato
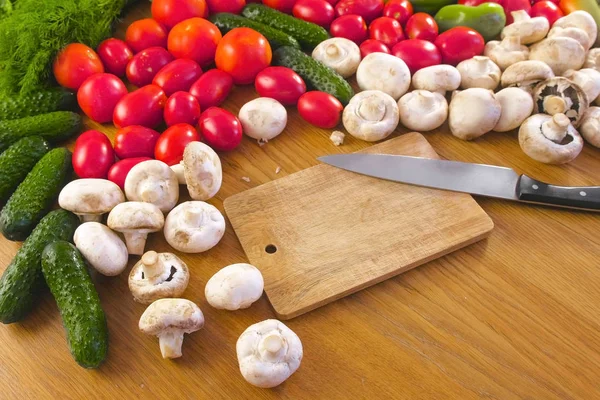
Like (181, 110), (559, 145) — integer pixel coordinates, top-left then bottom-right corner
(533, 0), (558, 3)
(383, 0), (413, 25)
(77, 73), (128, 123)
(369, 17), (405, 48)
(215, 28), (272, 85)
(164, 92), (202, 127)
(405, 13), (438, 41)
(126, 47), (174, 87)
(434, 27), (484, 65)
(113, 84), (167, 128)
(53, 43), (104, 91)
(151, 0), (208, 29)
(114, 126), (161, 159)
(155, 123), (201, 165)
(189, 69), (234, 110)
(262, 0), (296, 13)
(73, 130), (115, 179)
(206, 0), (246, 14)
(197, 107), (243, 151)
(297, 91), (343, 129)
(335, 0), (384, 23)
(125, 19), (168, 53)
(293, 0), (336, 27)
(459, 0), (502, 5)
(108, 157), (153, 190)
(255, 66), (306, 105)
(168, 18), (222, 67)
(97, 38), (133, 77)
(392, 39), (441, 73)
(330, 15), (369, 44)
(529, 1), (563, 26)
(152, 59), (203, 96)
(359, 39), (390, 57)
(503, 0), (531, 24)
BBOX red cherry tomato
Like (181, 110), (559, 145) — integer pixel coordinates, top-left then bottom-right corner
(189, 69), (234, 110)
(369, 16), (405, 48)
(152, 59), (203, 96)
(458, 0), (502, 5)
(125, 19), (168, 53)
(77, 73), (128, 123)
(164, 92), (202, 127)
(324, 0), (339, 4)
(293, 0), (336, 27)
(126, 47), (174, 87)
(168, 18), (222, 67)
(215, 28), (272, 85)
(262, 0), (296, 13)
(434, 27), (484, 66)
(255, 66), (307, 105)
(392, 39), (441, 73)
(359, 39), (390, 57)
(533, 0), (558, 3)
(73, 130), (115, 179)
(206, 0), (246, 14)
(330, 15), (369, 44)
(383, 0), (413, 25)
(97, 39), (133, 77)
(503, 0), (531, 24)
(113, 84), (167, 128)
(53, 44), (104, 91)
(114, 126), (161, 159)
(405, 13), (438, 41)
(529, 1), (563, 26)
(108, 157), (153, 190)
(197, 107), (243, 151)
(297, 91), (343, 129)
(154, 123), (201, 165)
(335, 0), (384, 23)
(151, 0), (208, 29)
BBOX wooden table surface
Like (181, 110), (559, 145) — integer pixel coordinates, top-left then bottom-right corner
(2, 3), (600, 399)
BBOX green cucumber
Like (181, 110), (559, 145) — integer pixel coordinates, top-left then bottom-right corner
(0, 147), (72, 241)
(273, 46), (354, 105)
(210, 13), (301, 49)
(0, 210), (79, 324)
(242, 4), (329, 50)
(0, 88), (77, 121)
(42, 241), (108, 368)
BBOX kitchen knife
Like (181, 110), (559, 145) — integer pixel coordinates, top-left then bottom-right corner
(318, 154), (600, 211)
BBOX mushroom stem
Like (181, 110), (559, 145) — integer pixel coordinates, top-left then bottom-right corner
(184, 208), (204, 226)
(80, 214), (102, 223)
(158, 330), (185, 359)
(357, 100), (386, 121)
(501, 35), (522, 51)
(260, 333), (285, 360)
(140, 182), (161, 203)
(141, 251), (167, 284)
(511, 10), (530, 23)
(541, 113), (570, 142)
(123, 232), (149, 256)
(171, 163), (186, 185)
(543, 96), (568, 115)
(326, 44), (340, 57)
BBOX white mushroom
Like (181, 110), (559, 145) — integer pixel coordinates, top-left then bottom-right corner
(342, 90), (399, 141)
(501, 10), (549, 45)
(547, 26), (592, 50)
(519, 113), (583, 164)
(456, 56), (501, 90)
(129, 251), (190, 304)
(170, 163), (186, 185)
(562, 68), (600, 106)
(494, 88), (534, 132)
(139, 298), (204, 359)
(583, 48), (600, 71)
(356, 53), (410, 100)
(411, 65), (461, 95)
(125, 160), (179, 213)
(58, 179), (124, 222)
(238, 98), (287, 142)
(484, 36), (529, 71)
(532, 77), (588, 127)
(330, 130), (345, 146)
(237, 319), (303, 388)
(312, 38), (361, 78)
(397, 90), (448, 132)
(205, 263), (264, 310)
(73, 222), (129, 276)
(529, 37), (586, 76)
(579, 106), (600, 147)
(182, 142), (222, 201)
(500, 60), (554, 91)
(552, 10), (598, 46)
(107, 201), (164, 255)
(164, 201), (225, 253)
(449, 89), (501, 140)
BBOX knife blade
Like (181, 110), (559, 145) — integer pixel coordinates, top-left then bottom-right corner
(318, 154), (600, 212)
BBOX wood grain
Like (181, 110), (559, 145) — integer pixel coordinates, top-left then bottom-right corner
(1, 2), (600, 399)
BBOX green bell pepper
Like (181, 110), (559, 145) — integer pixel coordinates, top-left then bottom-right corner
(434, 3), (506, 42)
(410, 0), (458, 15)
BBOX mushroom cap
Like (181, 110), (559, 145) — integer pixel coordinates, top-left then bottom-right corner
(580, 106), (600, 147)
(129, 251), (190, 304)
(356, 53), (410, 100)
(501, 60), (555, 89)
(519, 113), (583, 164)
(411, 64), (461, 94)
(107, 201), (165, 233)
(449, 88), (501, 140)
(532, 77), (588, 127)
(553, 10), (598, 45)
(494, 87), (534, 132)
(501, 10), (549, 44)
(562, 69), (600, 106)
(139, 298), (204, 335)
(58, 179), (124, 217)
(312, 37), (361, 78)
(73, 222), (129, 276)
(529, 37), (586, 76)
(583, 48), (600, 71)
(547, 26), (592, 50)
(183, 142), (223, 201)
(342, 90), (399, 142)
(456, 56), (501, 90)
(205, 263), (264, 310)
(125, 160), (179, 213)
(483, 36), (529, 71)
(164, 201), (226, 253)
(238, 98), (287, 141)
(398, 90), (448, 132)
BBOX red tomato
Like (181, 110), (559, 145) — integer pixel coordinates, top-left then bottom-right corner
(108, 157), (153, 190)
(263, 0), (297, 13)
(369, 17), (404, 48)
(197, 107), (243, 151)
(458, 0), (502, 5)
(215, 28), (272, 85)
(77, 73), (128, 123)
(335, 0), (384, 23)
(152, 59), (203, 96)
(324, 0), (339, 3)
(293, 0), (336, 27)
(533, 0), (558, 3)
(434, 27), (484, 65)
(189, 69), (234, 109)
(151, 0), (208, 28)
(330, 15), (369, 44)
(503, 0), (531, 24)
(383, 0), (413, 25)
(255, 66), (307, 105)
(405, 13), (438, 41)
(297, 91), (343, 129)
(392, 39), (440, 73)
(126, 47), (174, 87)
(164, 92), (202, 127)
(114, 126), (161, 159)
(113, 84), (167, 128)
(529, 1), (563, 26)
(125, 19), (168, 53)
(168, 18), (222, 67)
(359, 39), (390, 57)
(53, 44), (104, 91)
(206, 0), (246, 14)
(97, 39), (133, 77)
(155, 123), (201, 165)
(73, 130), (115, 179)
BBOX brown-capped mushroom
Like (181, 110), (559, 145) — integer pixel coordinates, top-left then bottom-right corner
(398, 90), (448, 132)
(529, 37), (586, 75)
(449, 89), (501, 140)
(342, 90), (399, 142)
(312, 38), (361, 78)
(411, 65), (461, 95)
(484, 36), (529, 71)
(107, 201), (165, 255)
(456, 56), (501, 90)
(125, 160), (179, 213)
(58, 179), (124, 222)
(583, 48), (600, 71)
(500, 60), (554, 91)
(501, 10), (549, 44)
(494, 88), (534, 132)
(129, 251), (190, 304)
(562, 68), (600, 106)
(532, 77), (588, 127)
(552, 10), (598, 46)
(580, 106), (600, 147)
(519, 113), (583, 164)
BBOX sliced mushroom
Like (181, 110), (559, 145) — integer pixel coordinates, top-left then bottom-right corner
(456, 56), (501, 90)
(342, 90), (399, 142)
(501, 10), (549, 44)
(58, 179), (124, 222)
(532, 77), (588, 127)
(412, 65), (461, 95)
(356, 53), (411, 100)
(500, 60), (554, 91)
(107, 201), (165, 255)
(580, 106), (600, 147)
(494, 88), (534, 132)
(239, 98), (287, 142)
(484, 36), (529, 71)
(164, 201), (226, 253)
(529, 37), (586, 76)
(125, 160), (179, 213)
(519, 113), (583, 164)
(73, 222), (129, 276)
(552, 10), (598, 47)
(547, 26), (591, 50)
(129, 251), (190, 304)
(583, 48), (600, 71)
(312, 38), (361, 78)
(205, 263), (264, 310)
(449, 89), (501, 140)
(398, 90), (448, 132)
(182, 142), (222, 201)
(562, 68), (600, 106)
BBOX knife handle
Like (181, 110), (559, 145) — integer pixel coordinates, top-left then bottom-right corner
(517, 175), (600, 210)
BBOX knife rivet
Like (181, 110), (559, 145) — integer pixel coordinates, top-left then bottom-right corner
(580, 191), (587, 197)
(532, 185), (539, 190)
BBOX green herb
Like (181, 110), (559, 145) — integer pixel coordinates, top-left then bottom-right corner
(0, 0), (12, 20)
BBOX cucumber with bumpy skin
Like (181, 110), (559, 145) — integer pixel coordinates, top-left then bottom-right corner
(0, 88), (76, 121)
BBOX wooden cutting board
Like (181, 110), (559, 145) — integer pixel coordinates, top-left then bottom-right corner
(224, 133), (494, 319)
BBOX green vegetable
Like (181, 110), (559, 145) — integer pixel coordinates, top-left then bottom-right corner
(0, 88), (77, 120)
(0, 111), (81, 153)
(435, 3), (506, 42)
(210, 13), (301, 49)
(242, 4), (330, 50)
(273, 46), (354, 105)
(42, 241), (108, 368)
(0, 210), (79, 324)
(0, 0), (12, 19)
(411, 0), (458, 14)
(0, 147), (72, 241)
(0, 136), (50, 205)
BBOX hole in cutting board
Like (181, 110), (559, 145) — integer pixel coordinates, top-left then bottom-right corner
(265, 244), (278, 254)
